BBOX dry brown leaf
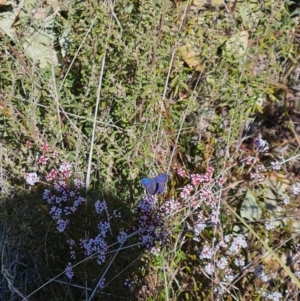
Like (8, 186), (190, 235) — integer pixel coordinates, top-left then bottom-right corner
(178, 42), (204, 72)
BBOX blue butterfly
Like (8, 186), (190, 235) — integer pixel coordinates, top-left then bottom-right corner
(141, 173), (168, 195)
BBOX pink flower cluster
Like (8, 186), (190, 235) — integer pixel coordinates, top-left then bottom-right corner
(225, 235), (248, 255)
(176, 168), (187, 177)
(199, 189), (215, 204)
(39, 155), (49, 165)
(191, 166), (214, 186)
(24, 172), (40, 186)
(176, 166), (221, 239)
(193, 211), (207, 239)
(26, 140), (33, 148)
(179, 166), (217, 200)
(180, 184), (193, 199)
(45, 168), (58, 181)
(161, 199), (180, 214)
(199, 234), (248, 294)
(41, 143), (51, 152)
(200, 245), (214, 259)
(59, 162), (73, 179)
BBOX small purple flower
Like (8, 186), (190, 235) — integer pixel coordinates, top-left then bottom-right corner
(95, 200), (107, 214)
(65, 262), (74, 279)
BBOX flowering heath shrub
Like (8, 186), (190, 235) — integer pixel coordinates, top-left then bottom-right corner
(22, 140), (179, 293)
(22, 139), (298, 300)
(15, 130), (299, 301)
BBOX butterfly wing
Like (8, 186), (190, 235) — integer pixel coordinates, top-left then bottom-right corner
(141, 177), (157, 195)
(154, 173), (168, 194)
